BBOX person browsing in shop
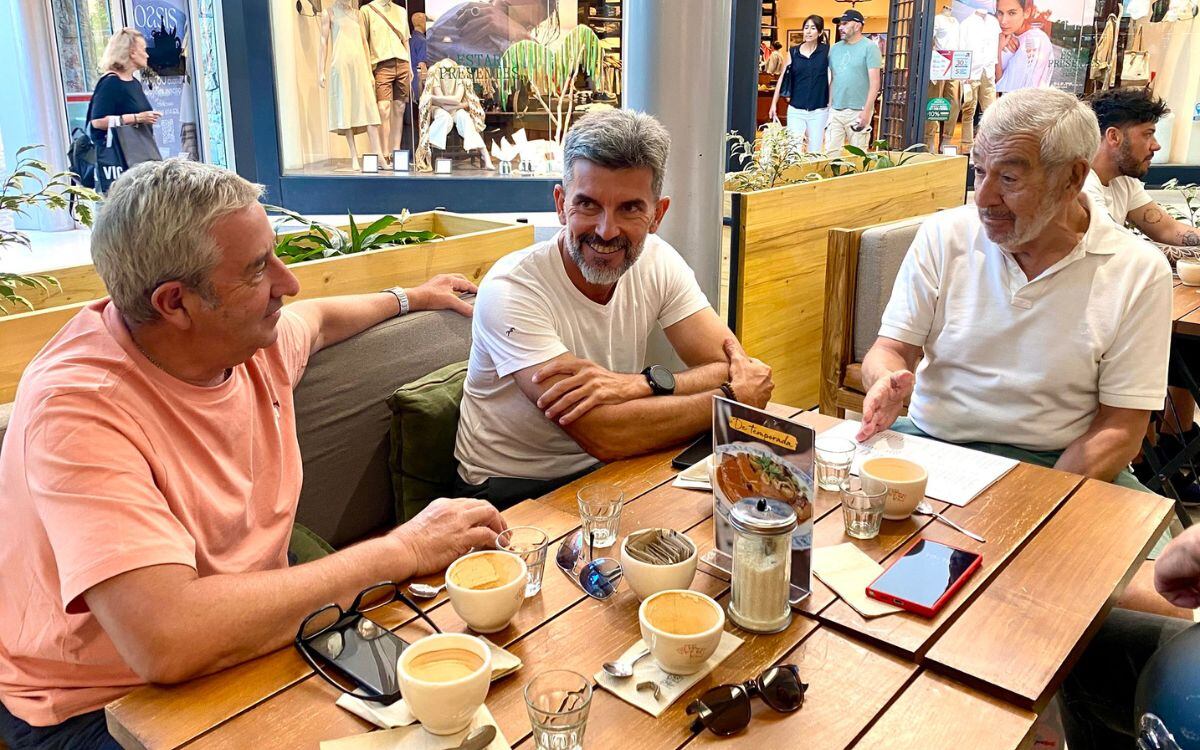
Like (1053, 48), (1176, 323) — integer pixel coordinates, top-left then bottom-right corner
(454, 109), (774, 508)
(0, 159), (503, 749)
(856, 88), (1172, 490)
(826, 9), (882, 152)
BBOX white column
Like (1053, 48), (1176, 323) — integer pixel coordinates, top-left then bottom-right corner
(624, 0), (733, 369)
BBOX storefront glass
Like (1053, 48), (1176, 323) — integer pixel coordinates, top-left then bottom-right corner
(271, 0), (624, 178)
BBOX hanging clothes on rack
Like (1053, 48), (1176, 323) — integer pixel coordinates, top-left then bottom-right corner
(1091, 13), (1120, 88)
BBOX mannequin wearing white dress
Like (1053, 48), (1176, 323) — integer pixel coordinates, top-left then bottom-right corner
(319, 0), (383, 170)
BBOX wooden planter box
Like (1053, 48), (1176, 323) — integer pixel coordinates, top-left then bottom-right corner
(0, 211), (533, 403)
(725, 153), (968, 408)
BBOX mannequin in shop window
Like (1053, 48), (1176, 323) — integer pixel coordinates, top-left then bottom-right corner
(995, 0), (1053, 92)
(957, 6), (999, 155)
(414, 59), (494, 172)
(924, 4), (961, 152)
(360, 0), (412, 157)
(318, 0), (384, 171)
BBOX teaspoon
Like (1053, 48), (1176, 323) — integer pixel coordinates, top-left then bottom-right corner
(602, 647), (650, 678)
(914, 500), (986, 543)
(406, 582), (446, 599)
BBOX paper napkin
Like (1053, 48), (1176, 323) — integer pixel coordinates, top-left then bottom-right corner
(594, 633), (743, 718)
(812, 543), (902, 618)
(336, 638), (522, 729)
(671, 455), (713, 491)
(320, 705), (510, 750)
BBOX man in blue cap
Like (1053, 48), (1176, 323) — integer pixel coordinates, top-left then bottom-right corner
(827, 9), (882, 152)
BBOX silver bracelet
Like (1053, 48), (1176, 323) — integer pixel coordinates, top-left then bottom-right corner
(385, 286), (409, 317)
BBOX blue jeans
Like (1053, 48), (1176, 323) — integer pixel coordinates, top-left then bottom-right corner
(0, 701), (120, 750)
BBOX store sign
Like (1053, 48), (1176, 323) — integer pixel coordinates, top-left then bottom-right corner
(130, 0), (194, 159)
(949, 51), (972, 80)
(926, 97), (952, 122)
(931, 50), (972, 81)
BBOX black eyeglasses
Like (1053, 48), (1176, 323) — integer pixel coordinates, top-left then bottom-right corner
(686, 665), (807, 736)
(294, 581), (441, 704)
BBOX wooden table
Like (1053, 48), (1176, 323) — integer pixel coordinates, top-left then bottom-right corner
(105, 408), (1174, 750)
(1172, 280), (1200, 336)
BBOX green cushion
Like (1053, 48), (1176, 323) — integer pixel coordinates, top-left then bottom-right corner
(386, 361), (468, 524)
(289, 522), (335, 563)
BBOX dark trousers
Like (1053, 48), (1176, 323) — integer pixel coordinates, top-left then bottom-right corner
(0, 701), (120, 750)
(1060, 608), (1192, 748)
(453, 464), (599, 509)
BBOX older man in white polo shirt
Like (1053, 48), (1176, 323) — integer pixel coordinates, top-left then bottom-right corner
(856, 87), (1172, 492)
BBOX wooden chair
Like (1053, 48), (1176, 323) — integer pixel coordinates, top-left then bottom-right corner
(819, 215), (930, 417)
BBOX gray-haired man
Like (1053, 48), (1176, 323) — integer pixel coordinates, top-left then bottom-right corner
(454, 110), (774, 506)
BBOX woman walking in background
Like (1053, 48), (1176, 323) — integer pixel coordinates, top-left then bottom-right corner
(770, 15), (831, 153)
(88, 28), (162, 190)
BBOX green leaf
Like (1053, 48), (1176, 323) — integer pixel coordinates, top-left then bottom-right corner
(843, 145), (868, 158)
(347, 212), (361, 252)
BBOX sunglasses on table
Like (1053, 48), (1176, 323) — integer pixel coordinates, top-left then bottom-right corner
(294, 581), (441, 704)
(686, 665), (807, 736)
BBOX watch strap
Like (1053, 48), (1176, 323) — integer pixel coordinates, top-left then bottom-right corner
(385, 286), (410, 316)
(720, 381), (737, 402)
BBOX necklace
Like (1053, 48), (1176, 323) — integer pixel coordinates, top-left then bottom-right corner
(130, 332), (231, 385)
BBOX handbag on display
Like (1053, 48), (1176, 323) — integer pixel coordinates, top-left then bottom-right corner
(1120, 23), (1151, 87)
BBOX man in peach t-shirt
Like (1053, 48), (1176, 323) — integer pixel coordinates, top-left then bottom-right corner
(0, 159), (504, 749)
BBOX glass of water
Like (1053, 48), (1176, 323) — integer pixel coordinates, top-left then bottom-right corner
(496, 526), (550, 597)
(840, 476), (887, 540)
(577, 483), (623, 549)
(815, 436), (857, 491)
(525, 669), (592, 750)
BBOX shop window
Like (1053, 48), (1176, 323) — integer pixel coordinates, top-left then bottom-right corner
(271, 0), (624, 177)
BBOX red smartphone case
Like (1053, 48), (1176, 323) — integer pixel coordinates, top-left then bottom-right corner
(865, 539), (983, 618)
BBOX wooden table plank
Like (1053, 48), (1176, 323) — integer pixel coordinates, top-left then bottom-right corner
(925, 479), (1173, 708)
(852, 670), (1036, 750)
(819, 462), (1084, 658)
(1171, 283), (1200, 327)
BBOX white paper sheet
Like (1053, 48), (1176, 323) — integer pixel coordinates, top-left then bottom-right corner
(820, 420), (1018, 506)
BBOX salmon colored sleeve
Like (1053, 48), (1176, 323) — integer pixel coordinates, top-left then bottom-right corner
(275, 309), (315, 389)
(24, 394), (198, 615)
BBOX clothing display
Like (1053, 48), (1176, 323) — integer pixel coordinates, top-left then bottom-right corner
(997, 26), (1053, 92)
(1091, 13), (1119, 88)
(414, 59), (487, 171)
(1121, 22), (1151, 87)
(931, 9), (960, 77)
(924, 79), (961, 152)
(959, 10), (1001, 81)
(360, 0), (410, 65)
(454, 233), (709, 486)
(784, 43), (830, 111)
(960, 68), (996, 153)
(372, 58), (412, 103)
(766, 49), (787, 75)
(324, 1), (381, 134)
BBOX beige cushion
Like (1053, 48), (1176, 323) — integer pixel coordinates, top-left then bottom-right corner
(852, 217), (926, 362)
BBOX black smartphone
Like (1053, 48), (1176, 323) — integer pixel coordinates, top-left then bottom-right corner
(308, 616), (408, 699)
(672, 433), (713, 470)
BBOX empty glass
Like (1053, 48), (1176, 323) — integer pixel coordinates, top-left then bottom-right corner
(497, 526), (550, 597)
(525, 669), (592, 750)
(840, 477), (887, 540)
(815, 436), (857, 491)
(577, 483), (624, 549)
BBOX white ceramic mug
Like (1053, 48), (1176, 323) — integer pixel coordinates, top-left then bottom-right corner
(445, 550), (527, 634)
(860, 456), (928, 520)
(638, 589), (724, 675)
(395, 633), (492, 735)
(1178, 259), (1200, 287)
(619, 530), (698, 601)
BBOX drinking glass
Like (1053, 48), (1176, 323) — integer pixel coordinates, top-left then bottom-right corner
(840, 477), (887, 540)
(525, 670), (592, 750)
(815, 436), (856, 491)
(497, 526), (550, 597)
(577, 483), (624, 549)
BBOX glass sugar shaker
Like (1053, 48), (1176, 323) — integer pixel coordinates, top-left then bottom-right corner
(728, 497), (796, 634)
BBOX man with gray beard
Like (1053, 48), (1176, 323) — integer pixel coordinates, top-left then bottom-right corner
(855, 88), (1171, 492)
(454, 110), (774, 506)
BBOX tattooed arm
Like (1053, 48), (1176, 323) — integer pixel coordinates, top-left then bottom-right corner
(1127, 202), (1200, 248)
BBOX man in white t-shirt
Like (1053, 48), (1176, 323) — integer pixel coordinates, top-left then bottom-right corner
(454, 110), (774, 506)
(857, 88), (1172, 492)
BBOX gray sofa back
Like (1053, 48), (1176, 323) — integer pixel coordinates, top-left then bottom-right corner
(851, 217), (926, 362)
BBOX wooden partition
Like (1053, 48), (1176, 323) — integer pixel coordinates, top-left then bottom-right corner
(726, 154), (967, 408)
(0, 212), (532, 403)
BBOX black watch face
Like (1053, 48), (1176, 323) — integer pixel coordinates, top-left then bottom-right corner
(650, 365), (675, 393)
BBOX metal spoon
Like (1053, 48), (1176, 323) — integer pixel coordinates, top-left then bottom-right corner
(406, 582), (446, 599)
(602, 647), (650, 678)
(914, 500), (986, 543)
(451, 725), (496, 750)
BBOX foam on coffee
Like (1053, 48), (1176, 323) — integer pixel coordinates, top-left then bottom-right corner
(862, 457), (925, 483)
(644, 591), (719, 635)
(405, 647), (486, 683)
(449, 552), (522, 590)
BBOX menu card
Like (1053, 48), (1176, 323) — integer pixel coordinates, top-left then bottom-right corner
(819, 420), (1017, 506)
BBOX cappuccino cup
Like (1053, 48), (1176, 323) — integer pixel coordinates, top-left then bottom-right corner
(638, 589), (724, 675)
(446, 550), (527, 634)
(1178, 259), (1200, 287)
(396, 633), (492, 735)
(860, 456), (928, 520)
(619, 529), (698, 601)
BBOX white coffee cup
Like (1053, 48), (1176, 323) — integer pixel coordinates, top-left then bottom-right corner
(860, 456), (928, 520)
(395, 633), (491, 735)
(445, 550), (527, 634)
(619, 529), (698, 601)
(1178, 259), (1200, 287)
(638, 589), (724, 675)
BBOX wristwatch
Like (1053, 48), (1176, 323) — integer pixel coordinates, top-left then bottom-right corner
(641, 365), (676, 396)
(384, 286), (409, 317)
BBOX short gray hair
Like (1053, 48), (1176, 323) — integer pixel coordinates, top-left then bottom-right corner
(977, 87), (1100, 172)
(562, 110), (671, 197)
(91, 159), (265, 325)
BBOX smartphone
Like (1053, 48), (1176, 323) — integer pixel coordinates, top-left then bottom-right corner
(672, 433), (712, 470)
(866, 539), (982, 618)
(307, 616), (408, 700)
